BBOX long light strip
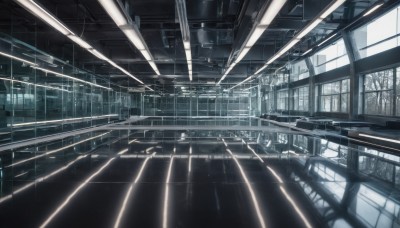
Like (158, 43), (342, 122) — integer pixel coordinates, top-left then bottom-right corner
(39, 148), (128, 228)
(217, 0), (287, 85)
(10, 114), (117, 127)
(176, 0), (193, 81)
(363, 3), (383, 16)
(188, 146), (192, 172)
(0, 77), (69, 92)
(15, 0), (146, 85)
(359, 134), (400, 144)
(0, 154), (87, 204)
(0, 51), (37, 66)
(232, 0), (346, 88)
(31, 66), (110, 90)
(97, 0), (160, 75)
(163, 156), (175, 228)
(113, 153), (155, 228)
(226, 149), (266, 228)
(5, 132), (110, 168)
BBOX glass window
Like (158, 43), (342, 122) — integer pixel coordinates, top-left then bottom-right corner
(352, 5), (400, 59)
(364, 69), (394, 116)
(277, 90), (288, 110)
(275, 73), (289, 85)
(319, 79), (349, 113)
(311, 39), (350, 74)
(291, 86), (309, 111)
(290, 60), (309, 82)
(397, 68), (400, 116)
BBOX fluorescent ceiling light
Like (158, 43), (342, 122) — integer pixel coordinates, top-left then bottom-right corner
(250, 0), (346, 77)
(140, 50), (152, 61)
(15, 0), (75, 35)
(296, 19), (323, 39)
(67, 35), (92, 49)
(259, 0), (287, 25)
(245, 27), (265, 47)
(176, 0), (192, 81)
(98, 0), (127, 26)
(17, 0), (147, 86)
(122, 28), (146, 51)
(320, 0), (346, 19)
(363, 3), (383, 16)
(218, 0), (287, 84)
(235, 47), (250, 63)
(0, 77), (68, 92)
(302, 48), (313, 56)
(0, 51), (37, 66)
(318, 34), (336, 46)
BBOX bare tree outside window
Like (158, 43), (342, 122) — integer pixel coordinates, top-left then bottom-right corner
(364, 69), (394, 115)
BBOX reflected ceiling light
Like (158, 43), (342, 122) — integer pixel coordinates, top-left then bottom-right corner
(11, 115), (116, 127)
(16, 0), (146, 85)
(0, 155), (87, 204)
(0, 77), (68, 92)
(5, 132), (109, 167)
(31, 66), (110, 90)
(114, 153), (155, 228)
(0, 51), (37, 66)
(40, 148), (128, 228)
(280, 186), (313, 228)
(217, 0), (287, 85)
(226, 148), (266, 228)
(97, 0), (160, 75)
(176, 0), (193, 81)
(363, 3), (384, 16)
(163, 156), (174, 228)
(359, 134), (400, 144)
(233, 0), (346, 88)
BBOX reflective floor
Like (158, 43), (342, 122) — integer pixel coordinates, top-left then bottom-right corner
(0, 117), (399, 228)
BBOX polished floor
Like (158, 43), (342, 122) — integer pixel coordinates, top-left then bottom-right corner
(0, 117), (399, 228)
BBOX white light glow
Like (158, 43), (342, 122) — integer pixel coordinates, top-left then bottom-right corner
(280, 186), (313, 228)
(163, 156), (174, 228)
(16, 0), (75, 35)
(245, 27), (265, 47)
(140, 50), (152, 61)
(318, 34), (336, 47)
(5, 132), (109, 167)
(10, 114), (117, 127)
(267, 166), (283, 183)
(320, 0), (346, 19)
(67, 35), (92, 49)
(0, 155), (87, 204)
(359, 134), (400, 144)
(113, 153), (155, 228)
(235, 47), (251, 63)
(0, 51), (37, 66)
(98, 0), (128, 26)
(302, 48), (313, 56)
(31, 66), (110, 90)
(40, 149), (128, 228)
(226, 149), (266, 228)
(0, 77), (69, 92)
(364, 3), (383, 16)
(259, 0), (287, 25)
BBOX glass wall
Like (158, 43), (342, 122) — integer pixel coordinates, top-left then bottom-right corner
(0, 33), (135, 145)
(352, 5), (400, 59)
(319, 79), (349, 113)
(310, 38), (349, 74)
(277, 89), (289, 111)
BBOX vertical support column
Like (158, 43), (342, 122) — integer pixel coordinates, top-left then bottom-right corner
(342, 31), (360, 120)
(305, 58), (315, 116)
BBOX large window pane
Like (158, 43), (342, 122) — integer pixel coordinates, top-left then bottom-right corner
(319, 79), (349, 113)
(352, 5), (400, 59)
(397, 68), (400, 116)
(311, 39), (350, 74)
(290, 60), (309, 82)
(364, 69), (394, 116)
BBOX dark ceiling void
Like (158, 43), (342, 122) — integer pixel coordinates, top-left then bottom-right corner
(0, 0), (383, 90)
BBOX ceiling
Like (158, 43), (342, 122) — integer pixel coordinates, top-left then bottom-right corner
(0, 0), (383, 93)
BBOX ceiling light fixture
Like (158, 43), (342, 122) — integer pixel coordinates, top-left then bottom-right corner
(217, 0), (287, 85)
(239, 0), (346, 85)
(97, 0), (160, 75)
(176, 0), (193, 81)
(363, 3), (384, 16)
(15, 0), (146, 86)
